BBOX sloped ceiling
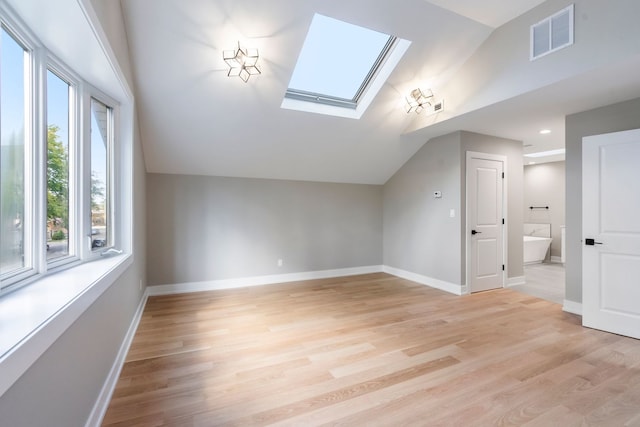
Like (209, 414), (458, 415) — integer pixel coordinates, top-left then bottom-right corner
(121, 0), (640, 184)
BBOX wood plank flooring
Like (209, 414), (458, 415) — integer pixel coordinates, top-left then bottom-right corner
(102, 273), (640, 426)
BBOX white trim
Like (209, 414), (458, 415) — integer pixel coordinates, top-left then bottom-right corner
(466, 151), (508, 294)
(86, 288), (148, 427)
(382, 266), (463, 295)
(550, 256), (563, 263)
(506, 276), (526, 287)
(563, 300), (582, 315)
(147, 265), (384, 296)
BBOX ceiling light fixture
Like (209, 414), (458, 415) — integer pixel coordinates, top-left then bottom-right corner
(405, 88), (434, 114)
(223, 42), (261, 83)
(539, 129), (551, 134)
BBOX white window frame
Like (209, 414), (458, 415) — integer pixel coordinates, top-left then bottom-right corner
(0, 20), (37, 288)
(45, 60), (81, 270)
(0, 12), (123, 294)
(0, 0), (134, 399)
(82, 89), (118, 260)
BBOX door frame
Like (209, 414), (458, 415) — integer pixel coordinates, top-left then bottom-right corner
(465, 151), (508, 294)
(582, 128), (640, 338)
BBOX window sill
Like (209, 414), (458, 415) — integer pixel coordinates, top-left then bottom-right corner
(0, 254), (132, 397)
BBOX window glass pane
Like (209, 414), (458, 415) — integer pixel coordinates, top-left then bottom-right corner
(1, 29), (28, 277)
(46, 70), (70, 261)
(287, 14), (393, 100)
(90, 98), (110, 250)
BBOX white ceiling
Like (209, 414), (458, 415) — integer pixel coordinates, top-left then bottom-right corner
(120, 0), (640, 184)
(425, 0), (547, 28)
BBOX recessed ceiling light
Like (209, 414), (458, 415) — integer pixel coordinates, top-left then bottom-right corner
(524, 148), (565, 158)
(539, 129), (551, 134)
(528, 161), (537, 165)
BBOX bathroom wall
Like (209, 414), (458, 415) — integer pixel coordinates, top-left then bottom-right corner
(523, 161), (565, 260)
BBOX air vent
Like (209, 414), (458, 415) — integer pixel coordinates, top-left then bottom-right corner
(530, 4), (574, 60)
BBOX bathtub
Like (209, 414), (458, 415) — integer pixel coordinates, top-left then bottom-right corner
(523, 235), (552, 264)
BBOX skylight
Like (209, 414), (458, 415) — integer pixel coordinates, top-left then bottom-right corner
(282, 14), (410, 119)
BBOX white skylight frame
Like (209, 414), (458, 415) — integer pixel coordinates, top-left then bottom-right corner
(282, 14), (411, 119)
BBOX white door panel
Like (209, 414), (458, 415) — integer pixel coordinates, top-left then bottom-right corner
(467, 153), (505, 293)
(583, 129), (640, 339)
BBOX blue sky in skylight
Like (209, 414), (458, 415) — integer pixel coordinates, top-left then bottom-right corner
(288, 14), (392, 100)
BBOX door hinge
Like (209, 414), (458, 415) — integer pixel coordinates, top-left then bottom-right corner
(502, 172), (505, 179)
(502, 264), (505, 271)
(502, 218), (505, 225)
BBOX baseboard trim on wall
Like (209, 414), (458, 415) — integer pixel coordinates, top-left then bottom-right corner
(550, 256), (563, 263)
(506, 276), (526, 287)
(146, 265), (385, 296)
(86, 289), (149, 427)
(382, 266), (462, 295)
(563, 300), (583, 316)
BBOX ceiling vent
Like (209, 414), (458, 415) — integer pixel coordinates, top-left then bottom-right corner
(530, 4), (574, 60)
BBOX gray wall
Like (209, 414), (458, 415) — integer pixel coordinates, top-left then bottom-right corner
(460, 131), (524, 280)
(0, 1), (147, 425)
(146, 174), (383, 286)
(383, 132), (462, 285)
(565, 97), (640, 304)
(383, 131), (523, 289)
(524, 161), (565, 258)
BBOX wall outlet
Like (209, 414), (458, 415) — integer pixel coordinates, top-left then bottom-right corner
(277, 259), (283, 267)
(450, 209), (456, 218)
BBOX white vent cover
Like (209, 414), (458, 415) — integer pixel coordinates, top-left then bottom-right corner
(530, 4), (574, 60)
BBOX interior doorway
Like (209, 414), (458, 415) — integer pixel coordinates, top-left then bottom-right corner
(466, 151), (506, 293)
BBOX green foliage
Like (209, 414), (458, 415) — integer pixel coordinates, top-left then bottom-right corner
(51, 230), (66, 241)
(91, 172), (105, 211)
(47, 125), (68, 227)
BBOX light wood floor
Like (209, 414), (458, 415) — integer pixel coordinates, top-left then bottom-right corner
(102, 273), (640, 426)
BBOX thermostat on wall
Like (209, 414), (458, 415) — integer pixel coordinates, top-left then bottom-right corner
(434, 191), (442, 198)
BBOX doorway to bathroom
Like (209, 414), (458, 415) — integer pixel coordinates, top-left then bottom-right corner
(512, 160), (566, 304)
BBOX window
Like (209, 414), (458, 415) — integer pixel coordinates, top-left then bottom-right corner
(0, 27), (31, 282)
(0, 14), (122, 295)
(89, 98), (112, 250)
(46, 70), (71, 261)
(282, 14), (410, 119)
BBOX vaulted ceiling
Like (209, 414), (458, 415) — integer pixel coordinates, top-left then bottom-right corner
(120, 0), (640, 184)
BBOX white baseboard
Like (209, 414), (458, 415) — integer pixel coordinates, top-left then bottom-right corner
(563, 300), (583, 316)
(506, 276), (526, 287)
(146, 265), (384, 296)
(550, 256), (563, 263)
(382, 266), (462, 295)
(85, 289), (149, 427)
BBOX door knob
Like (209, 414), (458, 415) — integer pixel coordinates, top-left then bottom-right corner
(471, 230), (481, 235)
(585, 238), (603, 246)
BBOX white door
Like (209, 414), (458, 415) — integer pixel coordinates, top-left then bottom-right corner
(583, 129), (640, 339)
(467, 152), (505, 293)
